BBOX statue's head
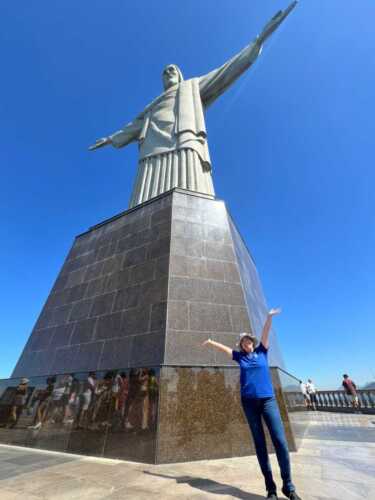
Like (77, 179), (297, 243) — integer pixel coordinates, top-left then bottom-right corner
(162, 64), (183, 90)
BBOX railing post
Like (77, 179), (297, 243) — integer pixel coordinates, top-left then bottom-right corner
(333, 392), (340, 408)
(328, 392), (335, 407)
(316, 392), (323, 408)
(342, 392), (348, 407)
(362, 391), (371, 409)
(324, 392), (330, 407)
(368, 391), (375, 409)
(343, 392), (349, 407)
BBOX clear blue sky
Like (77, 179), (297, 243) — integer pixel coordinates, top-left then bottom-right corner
(1, 1), (374, 388)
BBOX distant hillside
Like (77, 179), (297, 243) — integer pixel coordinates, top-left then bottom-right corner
(362, 381), (375, 389)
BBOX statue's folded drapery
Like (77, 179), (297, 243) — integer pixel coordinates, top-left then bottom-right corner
(129, 148), (214, 208)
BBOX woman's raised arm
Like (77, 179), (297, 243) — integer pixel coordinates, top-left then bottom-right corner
(202, 339), (233, 358)
(260, 308), (281, 349)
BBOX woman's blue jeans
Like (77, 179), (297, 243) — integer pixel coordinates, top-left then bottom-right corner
(241, 395), (295, 494)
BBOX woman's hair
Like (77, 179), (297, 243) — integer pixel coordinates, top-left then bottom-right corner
(239, 334), (258, 351)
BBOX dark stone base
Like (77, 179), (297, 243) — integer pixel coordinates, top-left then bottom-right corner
(0, 366), (308, 463)
(156, 366), (309, 463)
(0, 369), (160, 463)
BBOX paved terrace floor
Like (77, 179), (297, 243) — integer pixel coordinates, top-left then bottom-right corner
(0, 412), (374, 500)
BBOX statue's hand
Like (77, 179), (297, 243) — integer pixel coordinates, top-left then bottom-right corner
(257, 1), (297, 46)
(88, 137), (112, 151)
(268, 307), (282, 317)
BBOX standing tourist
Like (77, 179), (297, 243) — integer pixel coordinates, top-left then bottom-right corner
(76, 372), (97, 429)
(342, 374), (359, 409)
(306, 379), (317, 411)
(202, 308), (301, 500)
(29, 376), (55, 430)
(8, 378), (29, 428)
(148, 369), (159, 429)
(139, 369), (150, 431)
(299, 381), (310, 408)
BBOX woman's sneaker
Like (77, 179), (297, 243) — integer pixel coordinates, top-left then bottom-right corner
(282, 489), (301, 500)
(28, 422), (42, 430)
(267, 493), (278, 499)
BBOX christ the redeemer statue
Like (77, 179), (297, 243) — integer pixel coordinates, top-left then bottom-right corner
(89, 2), (297, 208)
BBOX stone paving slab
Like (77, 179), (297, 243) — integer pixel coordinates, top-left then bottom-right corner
(0, 413), (374, 500)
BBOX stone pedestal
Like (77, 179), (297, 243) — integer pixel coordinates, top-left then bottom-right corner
(13, 189), (284, 377)
(1, 189), (301, 463)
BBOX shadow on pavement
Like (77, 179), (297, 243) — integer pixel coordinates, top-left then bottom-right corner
(144, 471), (265, 499)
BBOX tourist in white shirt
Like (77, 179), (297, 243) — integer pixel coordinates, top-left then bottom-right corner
(306, 379), (317, 410)
(299, 380), (310, 407)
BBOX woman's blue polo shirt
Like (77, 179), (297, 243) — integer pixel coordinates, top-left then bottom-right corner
(232, 343), (274, 399)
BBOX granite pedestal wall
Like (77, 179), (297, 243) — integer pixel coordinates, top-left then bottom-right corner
(0, 366), (307, 464)
(5, 189), (302, 463)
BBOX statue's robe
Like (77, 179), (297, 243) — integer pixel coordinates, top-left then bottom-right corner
(109, 40), (262, 208)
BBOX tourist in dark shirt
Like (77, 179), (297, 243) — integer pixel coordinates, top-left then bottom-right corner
(342, 374), (359, 409)
(203, 308), (301, 500)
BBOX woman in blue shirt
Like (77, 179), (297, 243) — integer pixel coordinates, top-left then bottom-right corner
(203, 308), (301, 500)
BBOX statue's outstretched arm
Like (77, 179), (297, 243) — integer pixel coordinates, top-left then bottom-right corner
(88, 116), (143, 151)
(200, 1), (297, 107)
